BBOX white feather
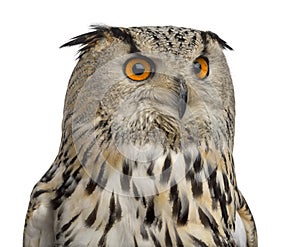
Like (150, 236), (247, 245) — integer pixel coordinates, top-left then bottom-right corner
(233, 212), (247, 247)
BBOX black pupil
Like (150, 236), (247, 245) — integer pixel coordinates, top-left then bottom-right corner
(132, 63), (145, 75)
(193, 61), (201, 74)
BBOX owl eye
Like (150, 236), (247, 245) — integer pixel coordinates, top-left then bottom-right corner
(124, 57), (154, 82)
(193, 56), (209, 79)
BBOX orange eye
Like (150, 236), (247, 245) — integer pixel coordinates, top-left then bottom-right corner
(193, 56), (209, 79)
(124, 57), (154, 82)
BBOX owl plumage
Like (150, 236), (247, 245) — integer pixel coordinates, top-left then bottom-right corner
(23, 26), (257, 247)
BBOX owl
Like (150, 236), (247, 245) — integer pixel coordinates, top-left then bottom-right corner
(23, 26), (257, 247)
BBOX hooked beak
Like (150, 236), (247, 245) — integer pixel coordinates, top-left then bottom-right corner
(177, 78), (188, 119)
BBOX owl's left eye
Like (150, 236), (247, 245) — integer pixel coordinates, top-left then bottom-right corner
(193, 56), (209, 79)
(124, 57), (154, 82)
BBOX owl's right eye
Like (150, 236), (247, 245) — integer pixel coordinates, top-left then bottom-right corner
(124, 57), (154, 82)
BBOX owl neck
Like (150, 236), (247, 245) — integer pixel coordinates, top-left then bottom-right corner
(59, 110), (235, 190)
(59, 127), (235, 199)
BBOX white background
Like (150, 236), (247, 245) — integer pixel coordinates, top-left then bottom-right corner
(1, 0), (299, 246)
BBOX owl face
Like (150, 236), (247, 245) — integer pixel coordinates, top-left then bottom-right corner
(64, 26), (235, 195)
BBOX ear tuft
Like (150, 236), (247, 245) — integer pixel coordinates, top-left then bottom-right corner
(60, 26), (110, 58)
(204, 31), (233, 51)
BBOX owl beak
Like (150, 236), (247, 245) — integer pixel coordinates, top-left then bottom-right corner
(178, 80), (187, 119)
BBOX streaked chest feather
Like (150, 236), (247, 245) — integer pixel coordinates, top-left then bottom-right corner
(51, 145), (238, 247)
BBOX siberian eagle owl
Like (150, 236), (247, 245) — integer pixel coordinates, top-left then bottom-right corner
(24, 26), (257, 247)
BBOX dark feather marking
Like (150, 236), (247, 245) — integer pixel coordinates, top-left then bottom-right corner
(65, 166), (81, 198)
(98, 119), (109, 129)
(56, 213), (80, 240)
(171, 186), (181, 220)
(73, 166), (82, 180)
(144, 197), (155, 225)
(32, 189), (48, 198)
(184, 153), (193, 180)
(174, 227), (184, 247)
(198, 207), (219, 233)
(165, 226), (172, 247)
(57, 207), (63, 221)
(115, 196), (122, 220)
(108, 191), (117, 212)
(142, 196), (147, 208)
(160, 154), (172, 184)
(220, 194), (229, 228)
(157, 218), (163, 231)
(191, 174), (203, 198)
(221, 152), (229, 174)
(63, 238), (73, 247)
(134, 236), (138, 247)
(150, 230), (162, 247)
(229, 154), (236, 185)
(98, 236), (106, 247)
(189, 234), (209, 247)
(98, 193), (120, 246)
(222, 172), (230, 193)
(208, 169), (219, 198)
(85, 202), (99, 227)
(212, 235), (223, 247)
(51, 189), (64, 210)
(41, 164), (57, 182)
(110, 27), (140, 53)
(69, 155), (78, 165)
(208, 169), (230, 227)
(198, 208), (224, 246)
(177, 195), (189, 225)
(108, 193), (116, 226)
(65, 229), (73, 239)
(122, 161), (129, 175)
(193, 153), (203, 173)
(81, 138), (97, 167)
(121, 161), (131, 191)
(85, 179), (97, 194)
(72, 125), (91, 143)
(200, 32), (208, 53)
(147, 161), (155, 176)
(63, 150), (69, 158)
(58, 151), (64, 160)
(189, 34), (197, 47)
(132, 182), (140, 200)
(63, 157), (69, 164)
(224, 230), (231, 241)
(96, 161), (107, 189)
(197, 207), (210, 228)
(207, 209), (219, 230)
(172, 196), (181, 220)
(208, 170), (219, 211)
(140, 224), (149, 240)
(222, 172), (232, 203)
(169, 181), (178, 202)
(94, 151), (102, 165)
(51, 166), (81, 210)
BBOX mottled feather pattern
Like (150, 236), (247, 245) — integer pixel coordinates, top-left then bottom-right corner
(24, 26), (257, 246)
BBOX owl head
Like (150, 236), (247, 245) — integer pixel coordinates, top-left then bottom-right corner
(61, 26), (235, 195)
